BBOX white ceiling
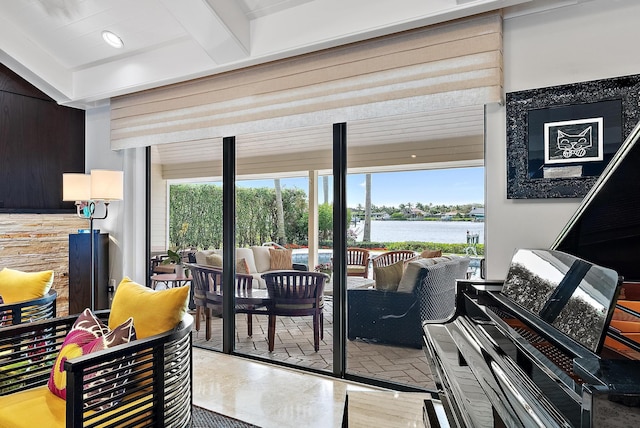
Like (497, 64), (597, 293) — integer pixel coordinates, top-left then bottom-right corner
(2, 0), (568, 176)
(0, 0), (535, 108)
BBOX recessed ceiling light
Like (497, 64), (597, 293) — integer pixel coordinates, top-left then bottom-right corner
(102, 30), (124, 49)
(411, 154), (417, 158)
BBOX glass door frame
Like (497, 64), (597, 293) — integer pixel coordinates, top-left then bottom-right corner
(146, 124), (430, 391)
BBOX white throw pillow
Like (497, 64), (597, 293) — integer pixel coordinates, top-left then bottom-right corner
(397, 258), (437, 293)
(236, 248), (258, 274)
(195, 249), (220, 265)
(251, 246), (272, 273)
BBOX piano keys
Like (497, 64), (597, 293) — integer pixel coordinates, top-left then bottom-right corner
(423, 250), (640, 427)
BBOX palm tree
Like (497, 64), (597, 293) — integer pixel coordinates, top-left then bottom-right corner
(322, 176), (329, 205)
(363, 173), (371, 242)
(274, 178), (286, 245)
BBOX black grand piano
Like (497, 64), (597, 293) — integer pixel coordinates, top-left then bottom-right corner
(422, 121), (640, 427)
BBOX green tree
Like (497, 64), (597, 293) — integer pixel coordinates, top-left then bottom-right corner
(363, 173), (371, 242)
(169, 183), (308, 248)
(318, 203), (333, 240)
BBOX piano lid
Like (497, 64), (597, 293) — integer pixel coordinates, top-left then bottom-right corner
(501, 249), (620, 354)
(552, 119), (640, 282)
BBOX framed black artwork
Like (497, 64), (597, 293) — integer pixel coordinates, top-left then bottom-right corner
(506, 74), (640, 199)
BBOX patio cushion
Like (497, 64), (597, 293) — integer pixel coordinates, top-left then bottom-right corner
(237, 258), (250, 274)
(251, 246), (272, 273)
(0, 268), (54, 304)
(204, 254), (250, 273)
(397, 258), (437, 293)
(347, 266), (366, 274)
(420, 249), (442, 258)
(194, 249), (221, 265)
(374, 260), (404, 291)
(269, 248), (293, 270)
(236, 248), (258, 273)
(109, 278), (188, 339)
(205, 254), (223, 267)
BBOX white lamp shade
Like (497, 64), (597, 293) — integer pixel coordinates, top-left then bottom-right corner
(91, 170), (124, 200)
(62, 173), (91, 201)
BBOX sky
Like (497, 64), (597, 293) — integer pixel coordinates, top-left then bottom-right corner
(235, 167), (484, 207)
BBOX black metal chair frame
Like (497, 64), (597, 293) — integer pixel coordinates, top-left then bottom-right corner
(0, 311), (193, 427)
(0, 290), (57, 326)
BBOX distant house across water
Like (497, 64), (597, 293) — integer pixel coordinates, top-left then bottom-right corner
(469, 207), (485, 221)
(440, 211), (458, 221)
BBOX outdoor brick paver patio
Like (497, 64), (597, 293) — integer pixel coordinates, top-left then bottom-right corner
(191, 296), (436, 389)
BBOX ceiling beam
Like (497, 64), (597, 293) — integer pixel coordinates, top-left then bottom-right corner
(159, 0), (249, 64)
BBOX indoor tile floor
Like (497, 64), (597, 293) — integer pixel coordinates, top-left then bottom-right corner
(193, 348), (384, 427)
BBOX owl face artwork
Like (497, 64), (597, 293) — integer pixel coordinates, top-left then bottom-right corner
(544, 118), (603, 165)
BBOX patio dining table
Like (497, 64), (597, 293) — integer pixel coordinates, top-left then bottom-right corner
(323, 276), (375, 296)
(214, 287), (272, 306)
(150, 273), (193, 290)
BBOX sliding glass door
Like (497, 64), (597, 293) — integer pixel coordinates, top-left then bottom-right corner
(149, 140), (224, 350)
(149, 113), (485, 392)
(231, 129), (335, 374)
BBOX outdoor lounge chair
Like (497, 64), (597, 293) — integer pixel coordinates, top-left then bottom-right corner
(346, 248), (370, 278)
(348, 256), (469, 348)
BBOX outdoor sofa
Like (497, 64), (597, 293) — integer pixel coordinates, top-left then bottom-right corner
(347, 255), (470, 348)
(195, 245), (307, 289)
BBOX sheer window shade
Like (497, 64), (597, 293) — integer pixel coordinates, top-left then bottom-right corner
(111, 12), (501, 177)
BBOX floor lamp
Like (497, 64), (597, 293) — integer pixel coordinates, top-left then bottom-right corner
(63, 170), (123, 311)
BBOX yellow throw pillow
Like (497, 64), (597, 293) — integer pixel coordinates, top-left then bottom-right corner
(269, 249), (293, 270)
(109, 278), (188, 339)
(0, 268), (54, 304)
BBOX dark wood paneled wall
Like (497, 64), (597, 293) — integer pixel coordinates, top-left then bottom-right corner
(0, 64), (87, 316)
(0, 63), (85, 212)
